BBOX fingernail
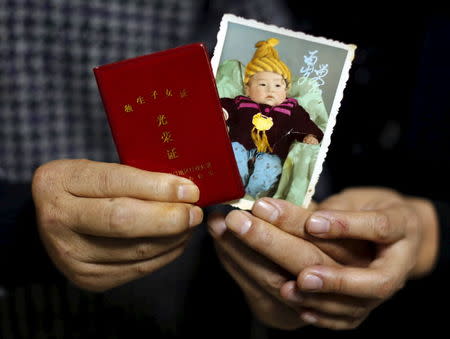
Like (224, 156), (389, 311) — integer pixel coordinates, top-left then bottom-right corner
(307, 215), (330, 234)
(189, 206), (203, 227)
(178, 184), (200, 202)
(301, 312), (318, 324)
(302, 274), (323, 291)
(253, 199), (279, 223)
(226, 211), (252, 235)
(208, 219), (227, 237)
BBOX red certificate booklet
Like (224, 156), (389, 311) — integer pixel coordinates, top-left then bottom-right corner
(93, 43), (244, 207)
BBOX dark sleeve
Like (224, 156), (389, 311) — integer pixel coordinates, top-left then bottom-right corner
(432, 200), (450, 272)
(0, 181), (61, 286)
(405, 19), (450, 276)
(292, 105), (324, 142)
(220, 97), (236, 123)
(180, 205), (254, 338)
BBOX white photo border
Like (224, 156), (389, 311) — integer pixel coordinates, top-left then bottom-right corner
(212, 13), (356, 209)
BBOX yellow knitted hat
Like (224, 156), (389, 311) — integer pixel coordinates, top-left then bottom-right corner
(244, 38), (291, 85)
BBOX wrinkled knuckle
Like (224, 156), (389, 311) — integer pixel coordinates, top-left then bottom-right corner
(166, 179), (181, 201)
(152, 175), (176, 199)
(108, 199), (133, 236)
(135, 243), (152, 260)
(96, 167), (116, 196)
(165, 205), (190, 235)
(333, 271), (347, 293)
(373, 213), (391, 241)
(134, 262), (152, 277)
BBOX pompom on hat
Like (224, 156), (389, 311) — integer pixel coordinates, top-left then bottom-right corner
(244, 38), (291, 85)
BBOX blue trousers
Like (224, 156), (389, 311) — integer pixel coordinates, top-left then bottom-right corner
(232, 142), (282, 199)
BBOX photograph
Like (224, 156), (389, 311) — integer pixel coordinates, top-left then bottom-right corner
(211, 14), (356, 208)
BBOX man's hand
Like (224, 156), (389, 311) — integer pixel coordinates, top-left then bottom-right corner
(32, 159), (203, 292)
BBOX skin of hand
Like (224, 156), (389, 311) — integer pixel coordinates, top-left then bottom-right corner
(32, 159), (203, 292)
(207, 197), (375, 330)
(252, 188), (439, 330)
(208, 204), (344, 330)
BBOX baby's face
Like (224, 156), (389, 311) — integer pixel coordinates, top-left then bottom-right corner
(245, 72), (287, 106)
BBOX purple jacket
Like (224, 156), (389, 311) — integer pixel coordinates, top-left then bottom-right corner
(221, 96), (324, 159)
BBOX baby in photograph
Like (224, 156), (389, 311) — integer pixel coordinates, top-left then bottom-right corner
(221, 38), (324, 199)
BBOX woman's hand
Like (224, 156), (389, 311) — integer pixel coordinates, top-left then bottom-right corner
(32, 159), (203, 292)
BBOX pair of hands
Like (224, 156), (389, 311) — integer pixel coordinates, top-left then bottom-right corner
(209, 189), (438, 330)
(32, 160), (438, 330)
